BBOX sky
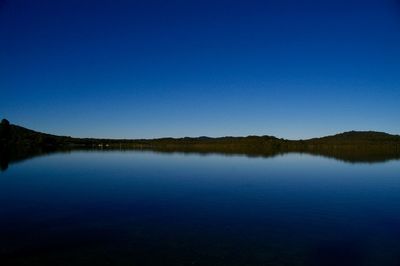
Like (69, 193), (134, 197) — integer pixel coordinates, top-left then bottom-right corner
(1, 0), (400, 139)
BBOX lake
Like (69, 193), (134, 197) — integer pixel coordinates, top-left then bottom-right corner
(1, 150), (400, 265)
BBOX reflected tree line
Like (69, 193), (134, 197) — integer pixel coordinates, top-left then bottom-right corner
(1, 119), (400, 171)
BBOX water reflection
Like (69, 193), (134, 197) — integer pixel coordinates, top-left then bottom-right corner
(1, 146), (400, 172)
(1, 150), (400, 265)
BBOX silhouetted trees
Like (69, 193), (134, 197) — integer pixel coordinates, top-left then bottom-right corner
(0, 118), (11, 142)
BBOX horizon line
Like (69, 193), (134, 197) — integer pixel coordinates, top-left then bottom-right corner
(4, 119), (399, 142)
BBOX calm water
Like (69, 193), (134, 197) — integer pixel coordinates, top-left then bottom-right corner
(1, 151), (400, 265)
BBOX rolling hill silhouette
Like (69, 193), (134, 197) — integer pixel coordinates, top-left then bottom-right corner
(1, 118), (400, 170)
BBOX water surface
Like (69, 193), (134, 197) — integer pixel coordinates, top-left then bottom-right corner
(1, 151), (400, 265)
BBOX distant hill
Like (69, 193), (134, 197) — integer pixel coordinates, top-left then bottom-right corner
(1, 118), (400, 149)
(0, 119), (75, 149)
(310, 131), (400, 143)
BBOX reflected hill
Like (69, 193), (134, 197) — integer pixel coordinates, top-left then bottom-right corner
(1, 118), (400, 171)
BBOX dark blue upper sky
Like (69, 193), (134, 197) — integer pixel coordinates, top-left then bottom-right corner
(1, 0), (400, 139)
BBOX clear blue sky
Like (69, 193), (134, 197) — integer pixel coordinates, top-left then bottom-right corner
(1, 0), (400, 139)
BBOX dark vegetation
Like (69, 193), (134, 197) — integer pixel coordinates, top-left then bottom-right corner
(1, 118), (400, 170)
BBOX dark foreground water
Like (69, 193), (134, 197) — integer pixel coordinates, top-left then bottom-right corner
(1, 151), (400, 265)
